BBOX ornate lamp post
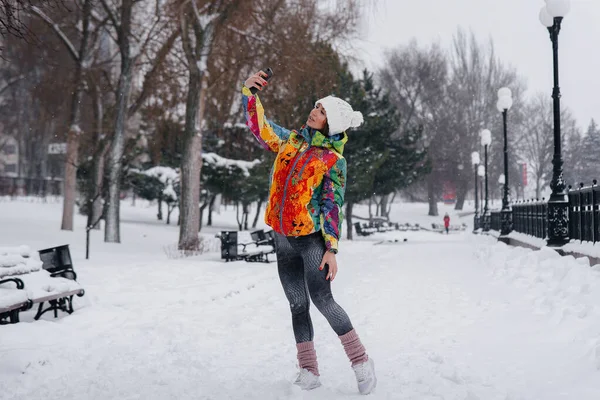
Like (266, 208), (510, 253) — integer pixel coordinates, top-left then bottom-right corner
(497, 88), (513, 236)
(478, 165), (485, 216)
(481, 129), (492, 231)
(539, 0), (571, 246)
(472, 151), (480, 231)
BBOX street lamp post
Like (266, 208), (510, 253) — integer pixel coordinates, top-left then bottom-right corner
(478, 165), (485, 217)
(539, 0), (571, 246)
(472, 152), (480, 231)
(481, 129), (492, 231)
(497, 88), (513, 236)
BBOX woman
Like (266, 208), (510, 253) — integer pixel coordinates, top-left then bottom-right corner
(444, 213), (450, 234)
(241, 71), (376, 394)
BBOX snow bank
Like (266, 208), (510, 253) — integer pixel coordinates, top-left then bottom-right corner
(476, 237), (600, 369)
(507, 231), (548, 249)
(563, 240), (600, 262)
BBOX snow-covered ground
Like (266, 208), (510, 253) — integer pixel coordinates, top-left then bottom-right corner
(1, 197), (600, 399)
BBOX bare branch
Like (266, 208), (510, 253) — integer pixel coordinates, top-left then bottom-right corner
(29, 5), (79, 61)
(99, 0), (119, 38)
(128, 27), (180, 116)
(0, 74), (26, 95)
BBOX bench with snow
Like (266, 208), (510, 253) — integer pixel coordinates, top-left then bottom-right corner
(354, 221), (414, 236)
(0, 245), (85, 324)
(431, 223), (468, 233)
(217, 230), (276, 263)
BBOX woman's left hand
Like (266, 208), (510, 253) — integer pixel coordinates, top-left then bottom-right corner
(319, 251), (338, 281)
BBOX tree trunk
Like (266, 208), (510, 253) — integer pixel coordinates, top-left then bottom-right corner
(61, 127), (80, 230)
(236, 202), (242, 230)
(208, 194), (216, 226)
(60, 0), (92, 230)
(167, 204), (174, 225)
(428, 175), (439, 216)
(386, 192), (396, 218)
(346, 201), (354, 240)
(454, 180), (468, 210)
(380, 194), (389, 219)
(91, 88), (107, 230)
(243, 203), (249, 230)
(105, 0), (134, 243)
(199, 200), (209, 231)
(252, 199), (263, 228)
(178, 68), (205, 250)
(157, 197), (163, 220)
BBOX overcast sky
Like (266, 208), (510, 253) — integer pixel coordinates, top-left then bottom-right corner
(352, 0), (600, 131)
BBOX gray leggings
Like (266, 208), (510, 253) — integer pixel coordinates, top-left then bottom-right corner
(275, 231), (354, 343)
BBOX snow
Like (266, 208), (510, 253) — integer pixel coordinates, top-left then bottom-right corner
(223, 121), (249, 130)
(507, 231), (548, 249)
(0, 288), (28, 310)
(0, 249), (42, 276)
(202, 152), (261, 176)
(138, 166), (180, 184)
(0, 246), (33, 257)
(1, 199), (600, 399)
(563, 240), (600, 261)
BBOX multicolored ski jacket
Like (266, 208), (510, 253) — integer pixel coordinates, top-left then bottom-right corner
(241, 86), (347, 253)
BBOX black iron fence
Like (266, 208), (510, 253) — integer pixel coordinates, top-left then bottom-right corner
(490, 211), (501, 231)
(0, 177), (62, 197)
(511, 199), (548, 239)
(568, 181), (600, 243)
(505, 181), (600, 243)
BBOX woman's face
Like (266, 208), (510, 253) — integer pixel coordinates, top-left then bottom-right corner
(307, 103), (327, 131)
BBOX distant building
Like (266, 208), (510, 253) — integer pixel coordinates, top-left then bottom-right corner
(0, 134), (19, 177)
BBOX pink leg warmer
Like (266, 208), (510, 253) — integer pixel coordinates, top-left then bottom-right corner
(339, 329), (369, 366)
(296, 341), (319, 376)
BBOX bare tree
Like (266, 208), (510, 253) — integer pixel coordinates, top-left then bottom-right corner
(99, 0), (177, 242)
(378, 40), (448, 216)
(28, 0), (93, 230)
(515, 93), (579, 199)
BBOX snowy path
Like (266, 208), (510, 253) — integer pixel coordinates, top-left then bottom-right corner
(1, 201), (600, 399)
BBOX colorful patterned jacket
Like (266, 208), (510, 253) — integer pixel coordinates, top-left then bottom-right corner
(241, 86), (347, 253)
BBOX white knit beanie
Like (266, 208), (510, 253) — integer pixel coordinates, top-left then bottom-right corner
(315, 95), (364, 135)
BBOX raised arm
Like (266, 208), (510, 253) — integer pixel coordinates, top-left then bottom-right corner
(242, 71), (290, 152)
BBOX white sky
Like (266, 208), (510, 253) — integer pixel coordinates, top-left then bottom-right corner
(353, 0), (600, 131)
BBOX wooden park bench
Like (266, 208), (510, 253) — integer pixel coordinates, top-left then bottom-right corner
(431, 222), (468, 233)
(354, 222), (377, 236)
(0, 245), (85, 324)
(217, 230), (276, 263)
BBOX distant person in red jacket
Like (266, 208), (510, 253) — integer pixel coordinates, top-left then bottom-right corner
(443, 213), (450, 234)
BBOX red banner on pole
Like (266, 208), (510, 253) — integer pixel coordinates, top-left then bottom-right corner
(521, 163), (528, 186)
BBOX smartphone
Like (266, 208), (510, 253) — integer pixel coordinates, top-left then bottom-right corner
(250, 67), (274, 94)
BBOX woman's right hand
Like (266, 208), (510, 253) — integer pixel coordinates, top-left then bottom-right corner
(244, 71), (269, 92)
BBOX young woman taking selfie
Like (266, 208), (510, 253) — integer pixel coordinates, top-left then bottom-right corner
(240, 70), (377, 394)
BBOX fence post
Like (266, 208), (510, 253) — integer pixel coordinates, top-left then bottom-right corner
(592, 180), (597, 243)
(579, 183), (584, 242)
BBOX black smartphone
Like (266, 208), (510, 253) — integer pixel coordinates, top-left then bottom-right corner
(250, 67), (274, 94)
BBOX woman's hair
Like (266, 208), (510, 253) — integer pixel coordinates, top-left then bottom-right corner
(322, 121), (329, 136)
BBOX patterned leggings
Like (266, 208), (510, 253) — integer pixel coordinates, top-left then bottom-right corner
(275, 231), (354, 343)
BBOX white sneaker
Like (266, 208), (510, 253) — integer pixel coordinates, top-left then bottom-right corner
(293, 368), (321, 390)
(352, 358), (377, 395)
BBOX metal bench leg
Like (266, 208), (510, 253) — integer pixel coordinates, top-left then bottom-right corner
(10, 309), (20, 323)
(34, 302), (45, 320)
